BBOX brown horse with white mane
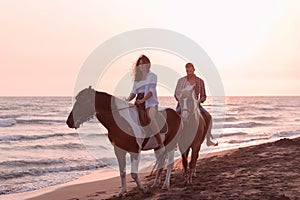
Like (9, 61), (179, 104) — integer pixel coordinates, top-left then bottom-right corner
(178, 88), (208, 185)
(66, 87), (181, 196)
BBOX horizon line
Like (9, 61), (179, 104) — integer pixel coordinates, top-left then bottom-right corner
(0, 95), (299, 97)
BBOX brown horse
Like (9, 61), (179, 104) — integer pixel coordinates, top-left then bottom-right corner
(178, 88), (207, 185)
(66, 87), (181, 196)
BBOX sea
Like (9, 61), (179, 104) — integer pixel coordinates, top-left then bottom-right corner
(0, 96), (300, 197)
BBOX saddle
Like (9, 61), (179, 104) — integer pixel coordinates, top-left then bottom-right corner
(135, 93), (151, 126)
(113, 96), (168, 150)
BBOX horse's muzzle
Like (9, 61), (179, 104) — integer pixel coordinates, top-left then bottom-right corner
(66, 113), (76, 129)
(181, 109), (189, 121)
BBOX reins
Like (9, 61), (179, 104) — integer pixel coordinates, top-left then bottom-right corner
(98, 105), (137, 115)
(76, 101), (136, 126)
(113, 105), (137, 112)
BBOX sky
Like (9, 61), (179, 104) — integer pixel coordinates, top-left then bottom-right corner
(0, 0), (300, 96)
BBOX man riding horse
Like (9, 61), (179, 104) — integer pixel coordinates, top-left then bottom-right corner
(175, 62), (217, 147)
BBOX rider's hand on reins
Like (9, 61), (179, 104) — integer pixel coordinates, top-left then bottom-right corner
(135, 99), (145, 105)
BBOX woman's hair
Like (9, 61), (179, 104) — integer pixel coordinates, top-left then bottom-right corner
(133, 55), (151, 81)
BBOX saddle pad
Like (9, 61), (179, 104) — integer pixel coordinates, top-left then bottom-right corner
(112, 98), (167, 149)
(142, 133), (166, 150)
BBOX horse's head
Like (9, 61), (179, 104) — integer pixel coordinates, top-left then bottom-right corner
(179, 88), (199, 122)
(66, 86), (96, 129)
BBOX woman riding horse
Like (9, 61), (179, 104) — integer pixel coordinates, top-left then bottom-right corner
(66, 86), (182, 196)
(125, 55), (164, 150)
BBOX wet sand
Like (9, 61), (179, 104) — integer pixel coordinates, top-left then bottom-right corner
(26, 137), (300, 200)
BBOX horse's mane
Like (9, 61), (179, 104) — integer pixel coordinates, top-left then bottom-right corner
(75, 87), (133, 110)
(75, 86), (96, 100)
(180, 88), (200, 118)
(180, 88), (197, 101)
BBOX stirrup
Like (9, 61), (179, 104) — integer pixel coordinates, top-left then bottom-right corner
(207, 140), (218, 146)
(157, 144), (165, 153)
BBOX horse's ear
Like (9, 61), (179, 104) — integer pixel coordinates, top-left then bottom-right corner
(88, 86), (95, 93)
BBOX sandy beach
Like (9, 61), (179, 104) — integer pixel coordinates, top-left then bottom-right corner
(18, 136), (300, 200)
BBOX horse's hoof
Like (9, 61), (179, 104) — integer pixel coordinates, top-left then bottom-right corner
(141, 186), (148, 194)
(114, 193), (122, 198)
(161, 184), (169, 190)
(184, 180), (192, 186)
(151, 179), (162, 188)
(115, 190), (127, 197)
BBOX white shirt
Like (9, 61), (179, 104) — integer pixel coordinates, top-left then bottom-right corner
(185, 82), (195, 90)
(131, 71), (158, 109)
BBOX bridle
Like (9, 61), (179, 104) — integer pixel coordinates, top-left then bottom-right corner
(180, 96), (199, 115)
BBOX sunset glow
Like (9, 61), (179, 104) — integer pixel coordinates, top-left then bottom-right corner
(0, 0), (299, 96)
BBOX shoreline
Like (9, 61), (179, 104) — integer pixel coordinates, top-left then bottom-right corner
(3, 137), (300, 199)
(2, 168), (120, 200)
(2, 147), (235, 200)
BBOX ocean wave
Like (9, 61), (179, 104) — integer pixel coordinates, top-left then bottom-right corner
(224, 117), (239, 122)
(0, 158), (65, 167)
(0, 162), (107, 181)
(277, 104), (300, 108)
(0, 107), (11, 110)
(223, 122), (267, 128)
(0, 143), (85, 151)
(273, 130), (300, 138)
(227, 137), (270, 144)
(28, 143), (85, 150)
(258, 107), (280, 111)
(0, 114), (22, 119)
(252, 116), (278, 121)
(83, 133), (108, 138)
(0, 113), (67, 126)
(224, 103), (239, 106)
(0, 132), (77, 142)
(0, 119), (16, 127)
(16, 119), (66, 125)
(220, 132), (247, 137)
(252, 100), (269, 105)
(211, 118), (224, 123)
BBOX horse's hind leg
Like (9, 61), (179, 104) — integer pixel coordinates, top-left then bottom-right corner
(130, 152), (147, 193)
(114, 146), (127, 197)
(151, 148), (166, 188)
(162, 149), (175, 190)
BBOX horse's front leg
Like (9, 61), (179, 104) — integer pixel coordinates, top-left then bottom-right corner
(188, 147), (200, 185)
(181, 150), (189, 185)
(114, 146), (127, 197)
(130, 152), (147, 193)
(151, 148), (166, 188)
(162, 149), (175, 190)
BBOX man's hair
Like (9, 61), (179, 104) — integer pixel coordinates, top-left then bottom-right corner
(185, 62), (194, 69)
